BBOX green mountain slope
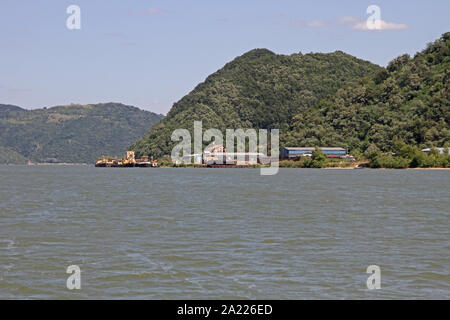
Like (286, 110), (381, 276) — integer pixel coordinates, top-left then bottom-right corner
(283, 32), (450, 153)
(130, 49), (380, 158)
(0, 145), (28, 164)
(0, 103), (163, 163)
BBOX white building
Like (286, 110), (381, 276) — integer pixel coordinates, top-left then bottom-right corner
(421, 148), (450, 155)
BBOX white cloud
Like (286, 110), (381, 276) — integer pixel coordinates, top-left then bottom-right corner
(337, 16), (360, 24)
(290, 19), (327, 28)
(141, 8), (166, 15)
(353, 19), (408, 31)
(307, 21), (327, 27)
(337, 16), (408, 31)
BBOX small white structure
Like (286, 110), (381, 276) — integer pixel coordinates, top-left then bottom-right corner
(205, 152), (265, 165)
(182, 153), (203, 164)
(421, 148), (450, 155)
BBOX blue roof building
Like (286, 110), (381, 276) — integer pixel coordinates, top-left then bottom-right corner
(281, 147), (347, 159)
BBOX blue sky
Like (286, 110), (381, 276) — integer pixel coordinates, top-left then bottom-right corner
(0, 0), (449, 114)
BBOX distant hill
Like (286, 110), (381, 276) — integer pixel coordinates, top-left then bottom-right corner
(130, 49), (380, 158)
(0, 103), (163, 164)
(283, 32), (450, 153)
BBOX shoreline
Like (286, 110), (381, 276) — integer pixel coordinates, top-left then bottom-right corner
(1, 163), (89, 166)
(324, 167), (450, 170)
(1, 163), (449, 170)
(147, 165), (450, 170)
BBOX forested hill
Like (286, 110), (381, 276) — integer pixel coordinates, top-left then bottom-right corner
(0, 103), (163, 164)
(130, 49), (380, 158)
(283, 32), (450, 154)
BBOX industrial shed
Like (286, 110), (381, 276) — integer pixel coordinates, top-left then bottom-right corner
(281, 147), (347, 159)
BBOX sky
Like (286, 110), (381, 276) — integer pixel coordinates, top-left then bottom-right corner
(0, 0), (449, 114)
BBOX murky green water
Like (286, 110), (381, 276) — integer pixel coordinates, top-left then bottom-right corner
(0, 166), (449, 299)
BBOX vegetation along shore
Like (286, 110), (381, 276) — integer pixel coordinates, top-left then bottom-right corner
(1, 33), (448, 169)
(130, 33), (449, 169)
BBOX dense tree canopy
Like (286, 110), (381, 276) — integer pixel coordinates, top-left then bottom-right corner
(131, 49), (380, 158)
(3, 33), (448, 167)
(0, 103), (163, 163)
(283, 32), (450, 154)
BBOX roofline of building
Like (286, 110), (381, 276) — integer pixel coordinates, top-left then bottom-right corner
(282, 147), (346, 151)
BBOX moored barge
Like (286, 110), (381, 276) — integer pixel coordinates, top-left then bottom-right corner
(95, 151), (158, 168)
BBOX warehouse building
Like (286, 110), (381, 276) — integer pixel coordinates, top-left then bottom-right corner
(421, 148), (450, 155)
(281, 147), (347, 159)
(204, 152), (269, 165)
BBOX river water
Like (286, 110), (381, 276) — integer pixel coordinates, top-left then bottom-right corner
(0, 166), (449, 299)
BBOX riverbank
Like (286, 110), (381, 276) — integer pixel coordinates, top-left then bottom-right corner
(1, 162), (89, 166)
(160, 163), (450, 170)
(2, 162), (449, 170)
